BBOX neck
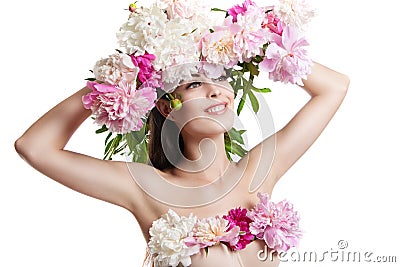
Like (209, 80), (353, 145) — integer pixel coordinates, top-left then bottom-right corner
(173, 132), (230, 183)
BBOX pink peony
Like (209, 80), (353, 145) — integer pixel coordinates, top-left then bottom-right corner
(223, 207), (254, 250)
(198, 60), (225, 79)
(247, 192), (302, 253)
(227, 0), (255, 23)
(264, 11), (283, 35)
(130, 53), (156, 83)
(259, 25), (312, 85)
(130, 53), (162, 89)
(83, 81), (156, 134)
(184, 216), (240, 249)
(226, 5), (269, 62)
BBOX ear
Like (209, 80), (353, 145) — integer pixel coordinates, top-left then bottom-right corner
(155, 99), (174, 121)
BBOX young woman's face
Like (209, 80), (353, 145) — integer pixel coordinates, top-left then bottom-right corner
(169, 73), (235, 137)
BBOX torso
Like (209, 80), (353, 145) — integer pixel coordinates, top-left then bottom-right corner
(126, 153), (280, 266)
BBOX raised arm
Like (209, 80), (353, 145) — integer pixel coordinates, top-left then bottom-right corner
(247, 62), (350, 190)
(14, 87), (140, 212)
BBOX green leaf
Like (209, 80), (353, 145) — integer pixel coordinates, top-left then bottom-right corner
(114, 143), (127, 154)
(242, 75), (252, 95)
(104, 135), (115, 156)
(126, 132), (139, 152)
(248, 90), (259, 113)
(224, 132), (232, 156)
(230, 141), (247, 157)
(251, 87), (271, 93)
(95, 125), (108, 134)
(204, 247), (209, 257)
(234, 76), (243, 96)
(237, 96), (246, 115)
(85, 77), (96, 81)
(225, 139), (248, 159)
(210, 8), (227, 13)
(238, 129), (246, 135)
(230, 70), (240, 76)
(253, 55), (264, 63)
(105, 132), (113, 146)
(244, 62), (259, 76)
(133, 125), (146, 142)
(225, 127), (248, 159)
(237, 75), (253, 116)
(104, 134), (123, 160)
(227, 127), (245, 145)
(132, 139), (148, 163)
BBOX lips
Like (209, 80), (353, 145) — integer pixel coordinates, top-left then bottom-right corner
(204, 102), (228, 114)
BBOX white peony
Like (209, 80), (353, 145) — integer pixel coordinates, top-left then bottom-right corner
(162, 63), (198, 93)
(185, 216), (240, 249)
(189, 11), (225, 44)
(274, 0), (315, 29)
(93, 53), (138, 85)
(151, 18), (199, 71)
(148, 209), (200, 267)
(201, 26), (238, 68)
(156, 0), (209, 19)
(117, 5), (168, 55)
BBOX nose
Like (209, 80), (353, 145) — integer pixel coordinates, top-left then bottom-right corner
(206, 83), (221, 98)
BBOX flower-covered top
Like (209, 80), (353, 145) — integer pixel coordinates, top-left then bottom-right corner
(147, 192), (301, 267)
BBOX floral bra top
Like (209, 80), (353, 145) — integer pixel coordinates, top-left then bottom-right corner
(147, 192), (301, 267)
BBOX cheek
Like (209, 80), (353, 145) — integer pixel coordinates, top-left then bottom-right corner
(171, 99), (202, 128)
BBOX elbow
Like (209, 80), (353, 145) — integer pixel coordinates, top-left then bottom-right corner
(341, 74), (350, 92)
(338, 73), (350, 96)
(341, 74), (350, 102)
(15, 136), (30, 161)
(14, 136), (39, 164)
(331, 73), (350, 101)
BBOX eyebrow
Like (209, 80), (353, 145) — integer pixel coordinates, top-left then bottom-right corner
(178, 72), (229, 85)
(178, 73), (201, 85)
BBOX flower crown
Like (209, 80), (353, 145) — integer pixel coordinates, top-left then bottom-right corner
(82, 0), (315, 162)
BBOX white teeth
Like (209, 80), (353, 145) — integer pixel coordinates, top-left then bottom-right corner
(206, 104), (225, 113)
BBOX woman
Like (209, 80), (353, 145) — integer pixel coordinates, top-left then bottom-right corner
(14, 1), (350, 266)
(15, 61), (349, 267)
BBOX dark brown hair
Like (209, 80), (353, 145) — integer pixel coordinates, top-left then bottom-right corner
(148, 104), (184, 170)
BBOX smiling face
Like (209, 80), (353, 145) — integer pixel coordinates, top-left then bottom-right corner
(167, 73), (235, 138)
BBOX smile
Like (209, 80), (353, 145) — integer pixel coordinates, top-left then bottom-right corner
(204, 103), (228, 114)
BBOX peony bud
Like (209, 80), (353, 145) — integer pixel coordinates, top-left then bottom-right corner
(129, 3), (137, 12)
(170, 99), (182, 110)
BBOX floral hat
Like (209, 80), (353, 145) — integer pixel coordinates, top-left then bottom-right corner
(82, 0), (315, 162)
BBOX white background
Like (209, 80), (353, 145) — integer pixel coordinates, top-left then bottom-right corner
(1, 0), (399, 266)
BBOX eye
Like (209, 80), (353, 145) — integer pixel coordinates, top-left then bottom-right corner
(186, 81), (202, 89)
(212, 75), (228, 82)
